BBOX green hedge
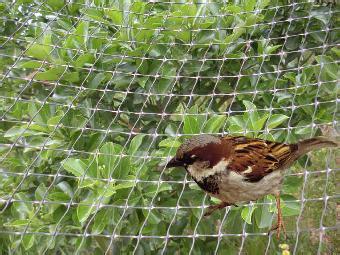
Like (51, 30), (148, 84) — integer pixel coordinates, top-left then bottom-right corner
(0, 1), (338, 254)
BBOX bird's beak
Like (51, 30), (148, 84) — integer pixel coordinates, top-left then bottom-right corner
(157, 157), (183, 171)
(165, 157), (183, 168)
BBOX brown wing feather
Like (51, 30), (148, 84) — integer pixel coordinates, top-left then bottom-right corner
(222, 136), (297, 182)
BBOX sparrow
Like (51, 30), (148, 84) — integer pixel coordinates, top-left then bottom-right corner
(164, 134), (338, 238)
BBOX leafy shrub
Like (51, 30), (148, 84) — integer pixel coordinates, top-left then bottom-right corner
(0, 0), (338, 254)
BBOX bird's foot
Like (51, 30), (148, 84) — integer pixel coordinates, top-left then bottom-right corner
(204, 202), (236, 217)
(268, 219), (287, 239)
(268, 193), (287, 239)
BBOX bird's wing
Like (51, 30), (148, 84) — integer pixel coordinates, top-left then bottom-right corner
(222, 136), (297, 182)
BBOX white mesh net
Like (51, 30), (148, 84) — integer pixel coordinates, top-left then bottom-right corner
(0, 0), (338, 254)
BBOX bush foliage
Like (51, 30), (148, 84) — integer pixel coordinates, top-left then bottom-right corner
(0, 0), (338, 254)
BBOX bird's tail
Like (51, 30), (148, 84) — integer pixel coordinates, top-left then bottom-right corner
(296, 136), (338, 157)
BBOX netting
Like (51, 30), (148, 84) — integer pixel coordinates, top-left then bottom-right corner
(0, 0), (339, 254)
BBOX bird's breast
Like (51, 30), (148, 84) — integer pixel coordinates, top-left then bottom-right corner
(187, 159), (284, 203)
(195, 174), (221, 194)
(213, 170), (284, 203)
(186, 159), (230, 195)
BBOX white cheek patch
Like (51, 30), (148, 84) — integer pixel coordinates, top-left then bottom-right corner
(243, 166), (253, 174)
(188, 159), (230, 181)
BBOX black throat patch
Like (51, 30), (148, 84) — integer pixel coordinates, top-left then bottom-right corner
(193, 174), (221, 194)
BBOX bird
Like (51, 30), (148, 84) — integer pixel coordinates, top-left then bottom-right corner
(164, 134), (338, 238)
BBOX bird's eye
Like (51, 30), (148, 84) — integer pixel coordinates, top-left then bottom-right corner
(182, 154), (197, 165)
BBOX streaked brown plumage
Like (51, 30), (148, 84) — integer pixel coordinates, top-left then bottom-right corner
(165, 135), (338, 238)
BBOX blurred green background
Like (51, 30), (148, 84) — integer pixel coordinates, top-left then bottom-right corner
(0, 0), (338, 254)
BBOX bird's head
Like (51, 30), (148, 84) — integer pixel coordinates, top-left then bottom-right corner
(165, 134), (228, 170)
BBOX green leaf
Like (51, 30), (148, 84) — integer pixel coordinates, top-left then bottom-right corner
(283, 176), (303, 194)
(228, 124), (243, 134)
(26, 34), (52, 60)
(178, 3), (197, 17)
(258, 133), (275, 141)
(223, 5), (242, 14)
(89, 73), (106, 89)
(148, 45), (168, 58)
(4, 126), (29, 138)
(115, 157), (130, 179)
(56, 181), (74, 198)
(46, 0), (64, 10)
(245, 14), (259, 26)
(77, 205), (93, 223)
(224, 27), (246, 44)
(241, 206), (257, 224)
(243, 100), (260, 129)
(35, 183), (47, 200)
(22, 234), (35, 251)
(4, 125), (45, 138)
(130, 1), (146, 13)
(331, 47), (340, 57)
(74, 21), (89, 48)
(244, 0), (256, 11)
(4, 219), (30, 227)
(265, 45), (282, 54)
(27, 124), (47, 133)
(129, 134), (145, 155)
(281, 195), (301, 216)
(158, 138), (181, 148)
(106, 7), (123, 25)
(79, 179), (97, 189)
(310, 9), (330, 25)
(28, 103), (52, 124)
(47, 114), (64, 127)
(295, 126), (313, 135)
(189, 182), (202, 191)
(35, 67), (66, 81)
(267, 114), (289, 129)
(143, 210), (161, 225)
(97, 184), (116, 198)
(62, 72), (79, 82)
(48, 192), (70, 202)
(74, 53), (95, 68)
(137, 77), (148, 88)
(258, 0), (270, 9)
(183, 115), (199, 134)
(113, 182), (135, 191)
(255, 198), (274, 228)
(253, 114), (269, 131)
(203, 115), (226, 133)
(142, 183), (172, 197)
(228, 116), (245, 128)
(315, 55), (338, 80)
(13, 193), (33, 215)
(99, 142), (123, 178)
(183, 107), (201, 135)
(19, 60), (42, 68)
(92, 209), (113, 234)
(183, 62), (210, 74)
(153, 78), (175, 94)
(81, 8), (108, 24)
(77, 192), (96, 223)
(62, 158), (87, 177)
